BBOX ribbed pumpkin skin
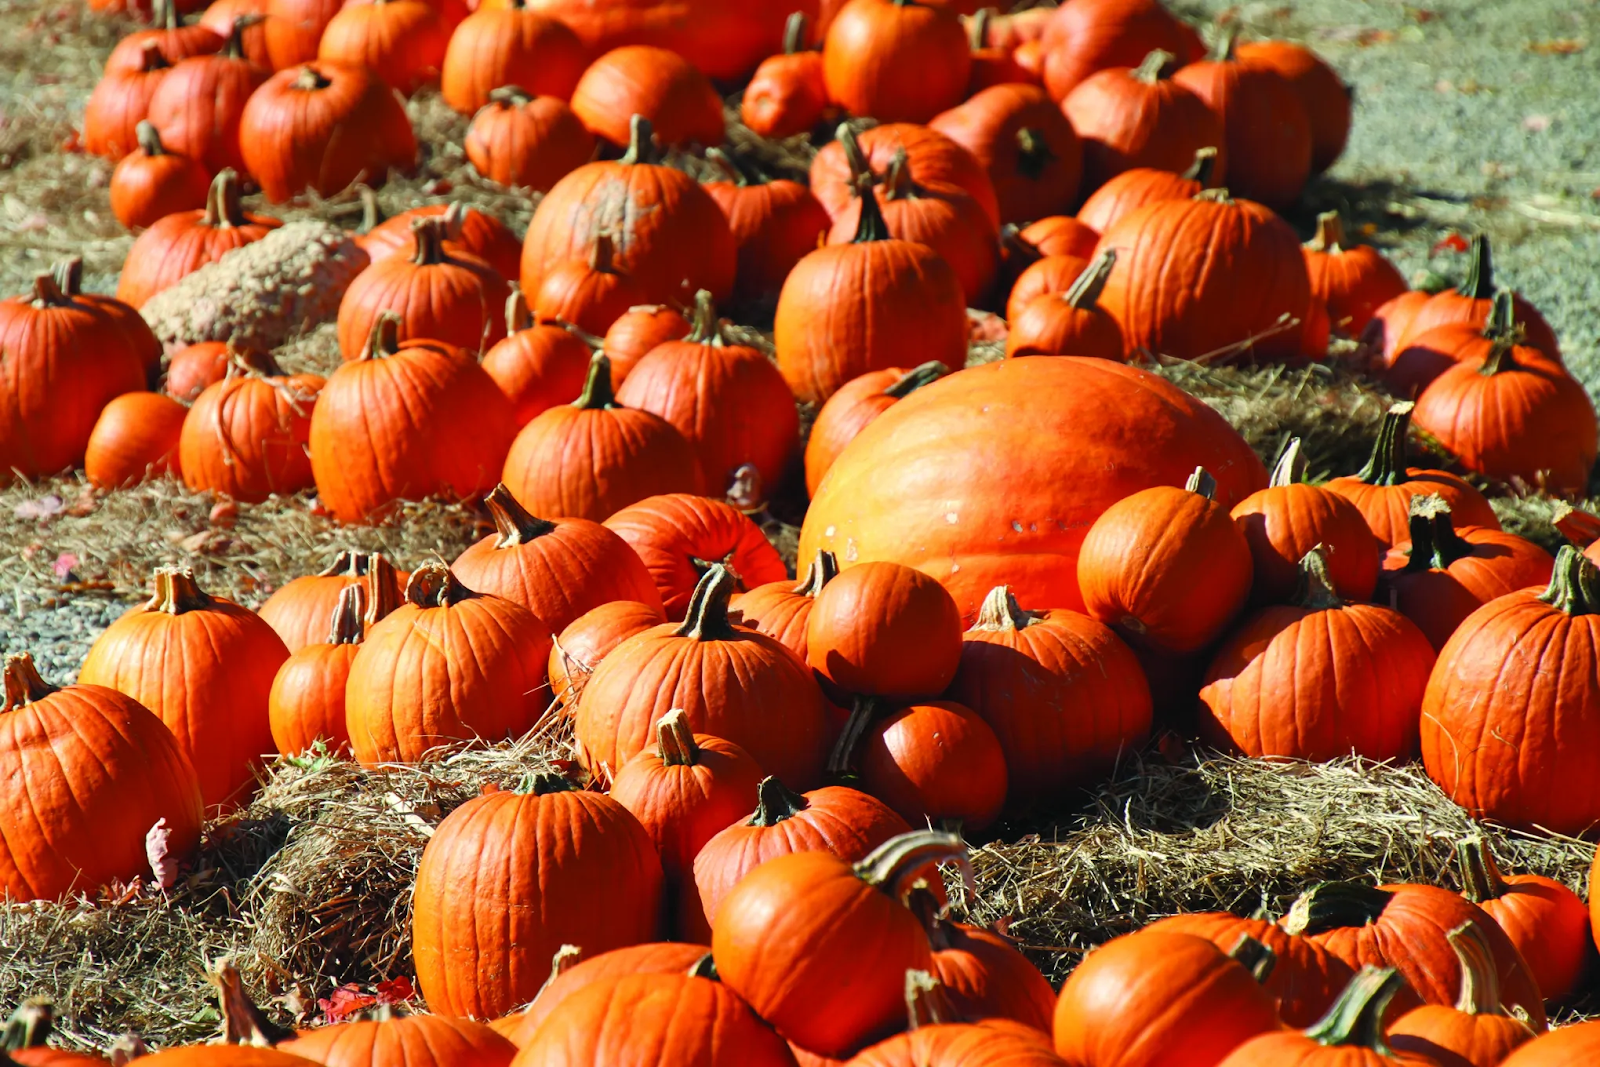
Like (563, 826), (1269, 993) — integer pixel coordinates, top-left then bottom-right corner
(809, 123), (1000, 226)
(729, 577), (825, 660)
(138, 1048), (322, 1067)
(1500, 1022), (1600, 1065)
(1199, 599), (1435, 763)
(116, 183), (280, 309)
(257, 554), (406, 653)
(1075, 166), (1204, 235)
(1143, 913), (1354, 1028)
(268, 640), (359, 756)
(109, 132), (212, 230)
(806, 562), (964, 699)
(1062, 63), (1222, 191)
(359, 204), (523, 281)
(1302, 240), (1406, 339)
(510, 972), (798, 1067)
(849, 1025), (1062, 1067)
(440, 6), (588, 115)
(78, 576), (288, 810)
(1364, 290), (1432, 369)
(1052, 930), (1280, 1067)
(145, 47), (268, 174)
(604, 305), (692, 387)
(1005, 253), (1093, 322)
(466, 92), (595, 192)
(1095, 193), (1311, 364)
(1389, 1004), (1535, 1067)
(548, 600), (665, 709)
(1470, 870), (1589, 1005)
(804, 366), (939, 498)
(1323, 472), (1497, 551)
(200, 0), (271, 66)
(1038, 0), (1204, 100)
(798, 358), (1267, 622)
(84, 52), (172, 161)
(482, 322), (593, 427)
(1231, 483), (1379, 605)
(316, 0), (448, 95)
(412, 787), (663, 1020)
(603, 494), (788, 619)
(493, 943), (710, 1046)
(1171, 58), (1311, 211)
(0, 671), (204, 902)
(928, 83), (1082, 225)
(85, 391), (188, 488)
(1236, 41), (1350, 174)
(179, 372), (324, 503)
(336, 246), (508, 361)
(821, 0), (970, 124)
(569, 45), (725, 148)
(742, 49), (827, 139)
(855, 700), (1008, 832)
(824, 182), (998, 306)
(264, 0), (342, 68)
(703, 178), (832, 300)
(279, 1014), (517, 1067)
(1382, 527), (1553, 651)
(927, 922), (1057, 1035)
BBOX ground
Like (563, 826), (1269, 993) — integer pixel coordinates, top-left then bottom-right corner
(2, 0), (1599, 1048)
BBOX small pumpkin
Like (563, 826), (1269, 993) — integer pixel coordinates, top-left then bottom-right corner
(492, 943), (710, 1045)
(116, 169), (280, 309)
(256, 550), (405, 652)
(1362, 289), (1433, 371)
(85, 391), (188, 488)
(439, 0), (589, 114)
(531, 233), (646, 336)
(810, 121), (999, 226)
(1005, 250), (1123, 360)
(358, 201), (524, 282)
(703, 148), (833, 300)
(278, 1012), (515, 1067)
(317, 0), (447, 94)
(1062, 49), (1224, 191)
(106, 0), (222, 71)
(178, 353), (323, 503)
(1235, 39), (1351, 175)
(1455, 837), (1588, 1006)
(1500, 1024), (1600, 1066)
(1396, 236), (1560, 359)
(806, 560), (965, 699)
(145, 20), (269, 174)
(845, 968), (1061, 1067)
(263, 0), (343, 69)
(804, 364), (946, 497)
(822, 0), (971, 123)
(164, 337), (259, 399)
(267, 582), (382, 756)
(109, 121), (212, 230)
(84, 42), (174, 161)
(1302, 210), (1408, 338)
(569, 44), (725, 148)
(1014, 214), (1100, 259)
(1038, 0), (1204, 100)
(928, 82), (1082, 224)
(603, 303), (691, 387)
(729, 550), (839, 660)
(1074, 146), (1217, 234)
(906, 889), (1056, 1034)
(602, 492), (789, 618)
(1215, 967), (1435, 1067)
(741, 11), (828, 139)
(1004, 251), (1092, 323)
(480, 290), (595, 426)
(1388, 924), (1539, 1067)
(464, 86), (595, 192)
(548, 600), (665, 710)
(54, 254), (172, 381)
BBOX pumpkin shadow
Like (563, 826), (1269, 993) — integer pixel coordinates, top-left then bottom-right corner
(1284, 175), (1445, 246)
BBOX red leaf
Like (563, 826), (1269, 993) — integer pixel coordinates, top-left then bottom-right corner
(1431, 232), (1470, 255)
(317, 985), (377, 1023)
(375, 976), (416, 1005)
(52, 552), (78, 581)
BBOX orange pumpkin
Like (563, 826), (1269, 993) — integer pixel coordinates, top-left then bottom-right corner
(278, 1013), (516, 1067)
(1038, 0), (1204, 100)
(928, 82), (1081, 224)
(84, 42), (174, 161)
(809, 121), (1000, 227)
(1062, 49), (1223, 190)
(1216, 967), (1437, 1067)
(1395, 236), (1559, 359)
(198, 0), (272, 67)
(1004, 251), (1092, 322)
(439, 0), (589, 114)
(531, 232), (647, 336)
(1456, 837), (1588, 1007)
(833, 698), (1008, 831)
(317, 0), (447, 94)
(703, 148), (832, 300)
(729, 550), (838, 661)
(1074, 146), (1217, 233)
(491, 943), (711, 1045)
(806, 561), (965, 699)
(144, 20), (269, 174)
(358, 201), (524, 282)
(822, 0), (970, 123)
(1235, 39), (1350, 175)
(266, 583), (375, 755)
(106, 0), (222, 71)
(464, 87), (595, 191)
(569, 44), (725, 148)
(1387, 924), (1539, 1067)
(603, 303), (692, 388)
(1302, 210), (1407, 338)
(85, 391), (188, 488)
(481, 291), (594, 426)
(256, 550), (406, 653)
(741, 12), (828, 139)
(548, 600), (665, 710)
(804, 363), (946, 497)
(1004, 250), (1123, 359)
(178, 355), (323, 503)
(109, 121), (212, 230)
(116, 169), (280, 309)
(264, 0), (343, 69)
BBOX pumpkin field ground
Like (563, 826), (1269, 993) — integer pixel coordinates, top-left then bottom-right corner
(6, 0), (1600, 1050)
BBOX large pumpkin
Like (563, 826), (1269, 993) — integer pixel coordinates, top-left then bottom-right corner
(517, 0), (804, 81)
(799, 357), (1266, 621)
(822, 0), (970, 123)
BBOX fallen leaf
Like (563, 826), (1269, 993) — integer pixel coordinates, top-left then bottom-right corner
(1405, 6), (1438, 22)
(209, 499), (239, 528)
(52, 552), (77, 580)
(1524, 114), (1552, 132)
(146, 818), (181, 888)
(1431, 232), (1470, 255)
(14, 495), (64, 520)
(318, 984), (377, 1024)
(180, 529), (216, 553)
(1529, 38), (1586, 55)
(375, 976), (416, 1005)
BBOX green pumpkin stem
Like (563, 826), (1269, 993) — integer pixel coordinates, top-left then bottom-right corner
(1455, 837), (1509, 904)
(1353, 402), (1416, 486)
(1185, 466), (1218, 500)
(747, 775), (809, 826)
(883, 361), (947, 399)
(793, 550), (839, 598)
(1014, 126), (1057, 181)
(1208, 25), (1238, 62)
(853, 184), (893, 243)
(135, 39), (172, 73)
(687, 953), (719, 980)
(705, 147), (752, 187)
(1064, 250), (1116, 311)
(1400, 496), (1473, 573)
(410, 217), (449, 266)
(149, 567), (214, 615)
(1271, 438), (1307, 487)
(135, 119), (168, 157)
(529, 771), (575, 795)
(488, 85), (534, 108)
(484, 484), (557, 546)
(1479, 290), (1521, 376)
(222, 15), (260, 59)
(1133, 48), (1177, 82)
(1281, 881), (1393, 937)
(837, 123), (871, 189)
(361, 312), (404, 361)
(1181, 146), (1220, 185)
(505, 289), (533, 334)
(2, 654), (57, 712)
(620, 115), (659, 165)
(675, 564), (739, 641)
(904, 970), (956, 1030)
(683, 289), (723, 344)
(1228, 935), (1278, 984)
(1292, 548), (1344, 611)
(782, 10), (809, 54)
(403, 562), (473, 608)
(572, 352), (618, 409)
(326, 583), (367, 646)
(202, 170), (248, 229)
(881, 149), (914, 201)
(1193, 187), (1233, 204)
(655, 709), (699, 766)
(1445, 921), (1506, 1016)
(1538, 546), (1600, 617)
(2, 998), (54, 1051)
(966, 8), (989, 50)
(854, 830), (972, 902)
(1307, 211), (1346, 253)
(1459, 235), (1495, 300)
(827, 696), (887, 778)
(1303, 966), (1405, 1052)
(972, 585), (1041, 632)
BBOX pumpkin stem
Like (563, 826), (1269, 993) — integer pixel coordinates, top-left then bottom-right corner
(1281, 881), (1392, 937)
(1455, 836), (1510, 903)
(1193, 187), (1233, 204)
(792, 550), (839, 597)
(153, 0), (177, 30)
(966, 8), (989, 50)
(1207, 25), (1238, 62)
(1181, 146), (1220, 185)
(588, 232), (622, 275)
(881, 148), (914, 201)
(687, 954), (719, 980)
(1014, 126), (1057, 181)
(1538, 545), (1600, 617)
(1185, 466), (1217, 500)
(746, 775), (809, 826)
(705, 147), (752, 187)
(572, 351), (618, 409)
(403, 562), (473, 608)
(782, 10), (809, 54)
(1400, 496), (1473, 573)
(854, 830), (972, 903)
(683, 289), (724, 345)
(1064, 250), (1115, 311)
(292, 64), (332, 91)
(1228, 934), (1278, 984)
(1352, 401), (1416, 487)
(1458, 234), (1495, 300)
(1307, 210), (1346, 253)
(537, 945), (582, 999)
(1132, 48), (1177, 82)
(853, 183), (893, 244)
(725, 463), (765, 513)
(354, 184), (384, 235)
(905, 885), (951, 949)
(505, 288), (533, 334)
(51, 257), (87, 296)
(529, 771), (576, 795)
(971, 585), (1041, 631)
(202, 170), (248, 229)
(135, 119), (168, 157)
(1292, 547), (1345, 611)
(883, 361), (947, 398)
(484, 484), (557, 546)
(111, 1035), (152, 1066)
(28, 271), (71, 309)
(1, 998), (54, 1050)
(1, 653), (57, 712)
(361, 312), (404, 362)
(363, 556), (402, 627)
(1303, 967), (1405, 1052)
(410, 217), (450, 266)
(221, 14), (260, 59)
(1479, 290), (1521, 376)
(674, 564), (739, 641)
(1445, 921), (1507, 1016)
(837, 123), (871, 191)
(488, 85), (533, 107)
(1270, 438), (1307, 487)
(653, 708), (700, 766)
(147, 567), (214, 615)
(826, 696), (887, 778)
(904, 970), (956, 1030)
(317, 549), (368, 577)
(325, 583), (367, 646)
(208, 957), (294, 1046)
(619, 115), (659, 165)
(135, 38), (172, 72)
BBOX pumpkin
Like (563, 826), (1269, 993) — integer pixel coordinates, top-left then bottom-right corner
(451, 483), (663, 631)
(521, 116), (737, 305)
(1381, 496), (1553, 651)
(1503, 1025), (1600, 1066)
(1230, 438), (1380, 606)
(602, 493), (787, 618)
(831, 698), (1007, 832)
(1095, 188), (1311, 363)
(1199, 547), (1435, 763)
(1004, 251), (1093, 322)
(279, 1014), (516, 1067)
(964, 10), (1037, 93)
(1396, 236), (1559, 359)
(1455, 837), (1588, 1006)
(240, 62), (417, 202)
(85, 391), (188, 488)
(1421, 546), (1600, 836)
(0, 652), (204, 902)
(1079, 468), (1254, 654)
(846, 968), (1062, 1067)
(0, 271), (147, 479)
(573, 564), (829, 787)
(1144, 912), (1356, 1029)
(603, 303), (691, 388)
(481, 291), (594, 426)
(412, 772), (663, 1019)
(358, 202), (524, 282)
(199, 0), (273, 67)
(1052, 929), (1280, 1067)
(116, 169), (280, 309)
(1215, 967), (1433, 1067)
(501, 353), (704, 521)
(1039, 0), (1204, 100)
(263, 0), (343, 69)
(810, 122), (1000, 227)
(78, 567), (288, 810)
(1062, 49), (1224, 191)
(179, 356), (323, 503)
(548, 600), (665, 710)
(85, 43), (174, 161)
(345, 563), (551, 764)
(703, 149), (832, 300)
(799, 357), (1267, 620)
(107, 0), (222, 71)
(267, 583), (369, 755)
(4, 1000), (116, 1067)
(905, 890), (1055, 1033)
(465, 87), (595, 191)
(1280, 880), (1546, 1027)
(805, 561), (964, 699)
(1301, 211), (1407, 338)
(728, 551), (838, 661)
(1015, 214), (1100, 259)
(493, 943), (710, 1045)
(439, 0), (589, 114)
(928, 82), (1081, 224)
(109, 121), (212, 230)
(257, 550), (405, 653)
(610, 710), (764, 937)
(614, 290), (799, 496)
(776, 183), (968, 405)
(1172, 34), (1311, 210)
(52, 257), (163, 386)
(569, 45), (724, 148)
(742, 12), (828, 138)
(531, 233), (646, 336)
(1386, 313), (1526, 401)
(714, 831), (964, 1056)
(317, 0), (447, 94)
(1411, 302), (1596, 494)
(1074, 146), (1217, 234)
(1005, 250), (1123, 360)
(1235, 39), (1350, 175)
(144, 20), (268, 174)
(1363, 290), (1433, 371)
(823, 0), (970, 123)
(804, 364), (945, 497)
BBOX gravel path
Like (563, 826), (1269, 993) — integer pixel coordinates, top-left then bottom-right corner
(0, 592), (131, 683)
